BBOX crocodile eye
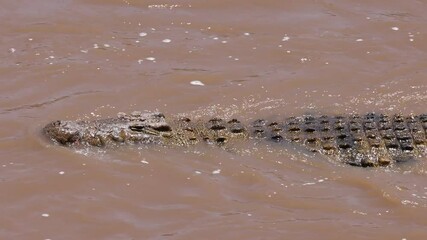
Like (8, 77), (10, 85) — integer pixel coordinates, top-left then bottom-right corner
(129, 125), (145, 132)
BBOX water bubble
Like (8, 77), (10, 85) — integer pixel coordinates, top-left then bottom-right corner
(139, 32), (148, 37)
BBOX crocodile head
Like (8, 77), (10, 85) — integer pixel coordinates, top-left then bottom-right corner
(43, 112), (173, 147)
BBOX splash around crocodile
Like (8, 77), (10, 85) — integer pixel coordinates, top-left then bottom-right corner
(43, 111), (427, 168)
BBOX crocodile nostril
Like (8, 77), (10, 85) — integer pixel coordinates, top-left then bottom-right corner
(53, 120), (62, 127)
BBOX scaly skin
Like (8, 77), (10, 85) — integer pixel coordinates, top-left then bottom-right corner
(43, 111), (427, 167)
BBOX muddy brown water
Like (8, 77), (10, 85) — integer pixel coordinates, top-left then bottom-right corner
(1, 0), (427, 239)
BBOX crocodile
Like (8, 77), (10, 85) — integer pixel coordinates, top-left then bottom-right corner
(43, 111), (427, 167)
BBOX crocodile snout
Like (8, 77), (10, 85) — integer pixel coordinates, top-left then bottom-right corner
(43, 120), (80, 145)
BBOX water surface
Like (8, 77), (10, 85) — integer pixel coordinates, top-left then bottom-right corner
(1, 0), (427, 239)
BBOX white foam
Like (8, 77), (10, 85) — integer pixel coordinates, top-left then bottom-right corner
(282, 35), (290, 41)
(190, 80), (205, 86)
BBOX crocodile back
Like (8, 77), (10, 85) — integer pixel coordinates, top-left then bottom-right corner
(249, 113), (427, 167)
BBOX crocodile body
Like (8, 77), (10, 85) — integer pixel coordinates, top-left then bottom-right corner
(43, 111), (427, 167)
